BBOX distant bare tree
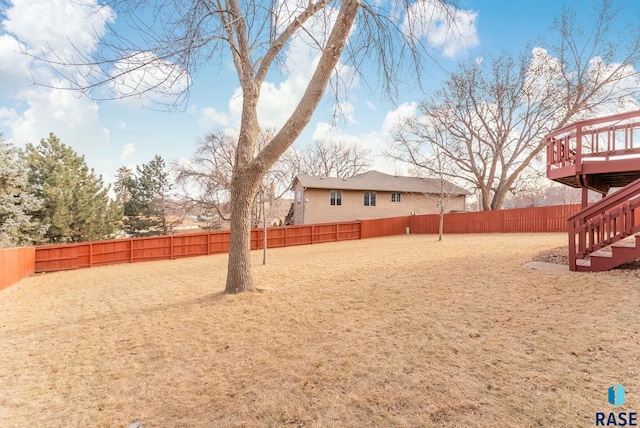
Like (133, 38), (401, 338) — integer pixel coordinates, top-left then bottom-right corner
(416, 147), (463, 241)
(173, 132), (235, 225)
(398, 127), (466, 240)
(285, 139), (372, 178)
(31, 0), (463, 293)
(388, 0), (640, 211)
(173, 129), (295, 228)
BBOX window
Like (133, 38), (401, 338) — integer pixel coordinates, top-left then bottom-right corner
(364, 191), (377, 206)
(330, 190), (342, 206)
(391, 192), (401, 203)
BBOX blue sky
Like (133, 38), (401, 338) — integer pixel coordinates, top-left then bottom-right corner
(0, 0), (636, 188)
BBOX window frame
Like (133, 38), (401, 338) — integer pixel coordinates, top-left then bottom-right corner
(391, 192), (401, 203)
(330, 190), (342, 206)
(364, 191), (377, 206)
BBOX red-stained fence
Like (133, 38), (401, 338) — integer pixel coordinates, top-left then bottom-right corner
(0, 204), (583, 285)
(34, 222), (362, 273)
(33, 206), (580, 274)
(409, 204), (583, 234)
(0, 247), (35, 291)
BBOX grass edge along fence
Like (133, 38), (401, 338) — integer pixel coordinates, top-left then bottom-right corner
(0, 204), (583, 286)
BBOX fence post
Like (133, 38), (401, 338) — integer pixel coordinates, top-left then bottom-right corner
(89, 243), (93, 268)
(170, 236), (174, 260)
(311, 225), (315, 244)
(130, 238), (134, 263)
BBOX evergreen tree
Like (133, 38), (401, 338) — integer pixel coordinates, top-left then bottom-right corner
(118, 155), (175, 237)
(114, 166), (134, 203)
(0, 135), (47, 247)
(24, 133), (122, 243)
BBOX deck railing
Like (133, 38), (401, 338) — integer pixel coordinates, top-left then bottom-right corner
(546, 110), (640, 176)
(567, 178), (640, 271)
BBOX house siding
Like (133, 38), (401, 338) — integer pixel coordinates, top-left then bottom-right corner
(294, 188), (466, 224)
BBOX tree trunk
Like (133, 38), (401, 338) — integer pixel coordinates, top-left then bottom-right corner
(225, 86), (260, 293)
(262, 187), (267, 265)
(225, 176), (260, 293)
(438, 211), (444, 241)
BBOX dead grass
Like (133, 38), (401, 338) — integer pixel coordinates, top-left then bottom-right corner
(1, 233), (639, 427)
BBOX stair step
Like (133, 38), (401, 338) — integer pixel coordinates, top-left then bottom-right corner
(576, 259), (591, 267)
(611, 241), (636, 248)
(590, 250), (612, 258)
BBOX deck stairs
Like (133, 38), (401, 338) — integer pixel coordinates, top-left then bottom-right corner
(568, 178), (640, 271)
(545, 110), (640, 271)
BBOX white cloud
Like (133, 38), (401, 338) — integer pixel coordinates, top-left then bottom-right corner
(0, 0), (114, 150)
(2, 0), (115, 58)
(116, 121), (127, 130)
(198, 107), (230, 128)
(121, 143), (136, 159)
(0, 107), (19, 126)
(7, 84), (110, 149)
(403, 0), (479, 58)
(0, 35), (33, 97)
(382, 102), (417, 135)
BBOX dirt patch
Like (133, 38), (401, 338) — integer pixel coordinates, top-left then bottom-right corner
(532, 245), (571, 266)
(1, 233), (639, 427)
(532, 242), (640, 278)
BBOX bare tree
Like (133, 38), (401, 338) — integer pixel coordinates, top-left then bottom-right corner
(285, 139), (372, 178)
(412, 147), (462, 241)
(389, 1), (640, 211)
(173, 132), (236, 225)
(31, 0), (464, 293)
(173, 129), (293, 228)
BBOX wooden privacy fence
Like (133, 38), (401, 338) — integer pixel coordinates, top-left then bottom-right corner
(408, 204), (583, 234)
(30, 205), (582, 274)
(34, 222), (362, 273)
(0, 204), (582, 282)
(0, 247), (35, 290)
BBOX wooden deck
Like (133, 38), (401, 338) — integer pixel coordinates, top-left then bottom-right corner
(546, 110), (640, 271)
(546, 110), (640, 193)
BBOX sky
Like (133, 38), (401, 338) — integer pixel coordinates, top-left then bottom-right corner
(0, 0), (638, 190)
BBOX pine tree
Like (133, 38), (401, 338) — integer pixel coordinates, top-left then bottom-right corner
(114, 166), (134, 203)
(118, 155), (175, 237)
(24, 133), (122, 243)
(0, 135), (47, 247)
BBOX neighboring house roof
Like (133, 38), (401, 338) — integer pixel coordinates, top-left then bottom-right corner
(294, 170), (470, 195)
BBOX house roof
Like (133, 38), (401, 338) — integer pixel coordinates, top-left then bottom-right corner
(294, 170), (470, 195)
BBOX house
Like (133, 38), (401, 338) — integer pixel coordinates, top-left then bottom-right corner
(291, 170), (469, 225)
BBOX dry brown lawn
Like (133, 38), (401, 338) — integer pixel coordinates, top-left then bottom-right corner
(1, 233), (639, 427)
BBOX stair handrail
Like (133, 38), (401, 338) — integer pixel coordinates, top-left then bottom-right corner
(567, 178), (640, 270)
